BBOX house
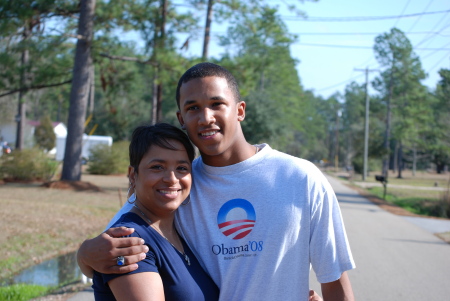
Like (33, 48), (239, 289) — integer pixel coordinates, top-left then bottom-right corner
(0, 120), (113, 161)
(55, 134), (113, 161)
(0, 120), (67, 149)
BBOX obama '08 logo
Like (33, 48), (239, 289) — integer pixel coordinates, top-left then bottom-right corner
(217, 199), (256, 240)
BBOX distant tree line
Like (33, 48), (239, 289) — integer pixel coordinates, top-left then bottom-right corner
(0, 0), (448, 181)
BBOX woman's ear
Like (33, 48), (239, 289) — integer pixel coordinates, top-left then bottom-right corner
(128, 165), (136, 184)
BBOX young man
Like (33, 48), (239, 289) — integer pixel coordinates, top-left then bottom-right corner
(78, 62), (355, 300)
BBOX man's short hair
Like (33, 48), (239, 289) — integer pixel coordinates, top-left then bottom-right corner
(176, 62), (241, 108)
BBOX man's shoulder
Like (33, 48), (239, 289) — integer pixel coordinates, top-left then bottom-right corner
(267, 148), (317, 168)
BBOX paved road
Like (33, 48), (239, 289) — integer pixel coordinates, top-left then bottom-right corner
(309, 175), (450, 300)
(69, 175), (450, 300)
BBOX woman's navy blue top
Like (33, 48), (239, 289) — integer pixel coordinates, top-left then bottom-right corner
(92, 212), (219, 301)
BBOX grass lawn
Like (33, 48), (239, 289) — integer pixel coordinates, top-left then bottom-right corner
(331, 168), (450, 219)
(0, 173), (129, 282)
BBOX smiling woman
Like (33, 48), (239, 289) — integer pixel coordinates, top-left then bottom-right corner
(90, 123), (219, 301)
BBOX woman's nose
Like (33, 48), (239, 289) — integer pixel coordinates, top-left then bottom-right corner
(163, 170), (178, 183)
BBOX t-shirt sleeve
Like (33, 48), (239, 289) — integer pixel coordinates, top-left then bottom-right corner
(96, 230), (159, 285)
(309, 176), (355, 283)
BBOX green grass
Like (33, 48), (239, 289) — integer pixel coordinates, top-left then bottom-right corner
(368, 186), (448, 217)
(352, 171), (450, 188)
(0, 284), (51, 301)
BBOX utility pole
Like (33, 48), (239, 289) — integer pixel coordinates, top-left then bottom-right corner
(354, 67), (378, 181)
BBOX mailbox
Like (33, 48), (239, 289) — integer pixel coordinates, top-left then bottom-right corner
(375, 175), (386, 183)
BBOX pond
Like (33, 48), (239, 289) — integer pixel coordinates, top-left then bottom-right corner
(1, 251), (84, 287)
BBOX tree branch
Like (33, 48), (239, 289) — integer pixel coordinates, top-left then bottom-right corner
(0, 79), (72, 98)
(99, 53), (157, 66)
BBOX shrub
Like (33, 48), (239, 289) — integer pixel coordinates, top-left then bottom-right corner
(352, 157), (380, 175)
(87, 141), (129, 175)
(0, 148), (59, 181)
(34, 115), (56, 152)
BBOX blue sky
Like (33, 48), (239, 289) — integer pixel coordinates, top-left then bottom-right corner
(179, 0), (450, 99)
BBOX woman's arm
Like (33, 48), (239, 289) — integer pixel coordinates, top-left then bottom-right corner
(109, 272), (165, 301)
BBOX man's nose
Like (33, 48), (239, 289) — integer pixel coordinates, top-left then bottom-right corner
(198, 107), (215, 125)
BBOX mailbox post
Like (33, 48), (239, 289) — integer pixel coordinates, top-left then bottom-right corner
(375, 175), (388, 200)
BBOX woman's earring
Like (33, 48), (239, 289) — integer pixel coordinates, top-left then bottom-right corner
(181, 124), (186, 130)
(127, 183), (135, 204)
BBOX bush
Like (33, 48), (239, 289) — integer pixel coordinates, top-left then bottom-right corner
(87, 141), (129, 175)
(0, 148), (59, 181)
(352, 157), (380, 175)
(34, 115), (56, 152)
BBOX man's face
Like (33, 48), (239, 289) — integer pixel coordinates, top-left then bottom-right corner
(176, 76), (246, 162)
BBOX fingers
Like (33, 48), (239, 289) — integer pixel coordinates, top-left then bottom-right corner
(108, 263), (140, 274)
(77, 229), (148, 275)
(112, 246), (149, 262)
(309, 290), (323, 301)
(105, 226), (135, 238)
(104, 247), (148, 274)
(111, 237), (146, 249)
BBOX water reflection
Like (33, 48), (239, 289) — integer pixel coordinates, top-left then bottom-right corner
(2, 251), (83, 287)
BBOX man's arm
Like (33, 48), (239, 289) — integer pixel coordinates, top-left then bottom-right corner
(309, 289), (324, 301)
(320, 271), (354, 301)
(77, 227), (149, 277)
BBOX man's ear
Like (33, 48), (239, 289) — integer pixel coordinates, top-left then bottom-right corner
(176, 111), (185, 128)
(237, 101), (246, 122)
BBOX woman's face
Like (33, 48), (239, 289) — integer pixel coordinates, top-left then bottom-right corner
(130, 140), (192, 217)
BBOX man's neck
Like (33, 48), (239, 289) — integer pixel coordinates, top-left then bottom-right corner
(201, 142), (257, 167)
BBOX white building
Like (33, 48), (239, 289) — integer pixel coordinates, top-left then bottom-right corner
(55, 134), (113, 161)
(0, 121), (113, 161)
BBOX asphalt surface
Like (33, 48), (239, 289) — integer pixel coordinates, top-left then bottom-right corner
(309, 175), (450, 300)
(68, 175), (450, 300)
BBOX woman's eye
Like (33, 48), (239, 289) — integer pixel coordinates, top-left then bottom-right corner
(187, 105), (198, 111)
(150, 165), (163, 170)
(177, 166), (189, 172)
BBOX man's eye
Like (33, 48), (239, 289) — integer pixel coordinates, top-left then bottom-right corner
(187, 105), (198, 111)
(212, 102), (223, 107)
(150, 165), (163, 170)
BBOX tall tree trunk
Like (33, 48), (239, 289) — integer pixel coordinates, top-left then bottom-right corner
(151, 69), (158, 125)
(412, 145), (417, 176)
(382, 65), (394, 179)
(88, 64), (95, 114)
(393, 140), (398, 173)
(202, 0), (214, 61)
(150, 0), (166, 123)
(15, 24), (30, 150)
(61, 0), (96, 181)
(397, 141), (403, 178)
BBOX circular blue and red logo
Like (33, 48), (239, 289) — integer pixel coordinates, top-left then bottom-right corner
(217, 199), (256, 240)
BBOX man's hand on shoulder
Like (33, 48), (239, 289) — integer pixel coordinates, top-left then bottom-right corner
(77, 227), (149, 277)
(309, 290), (323, 301)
